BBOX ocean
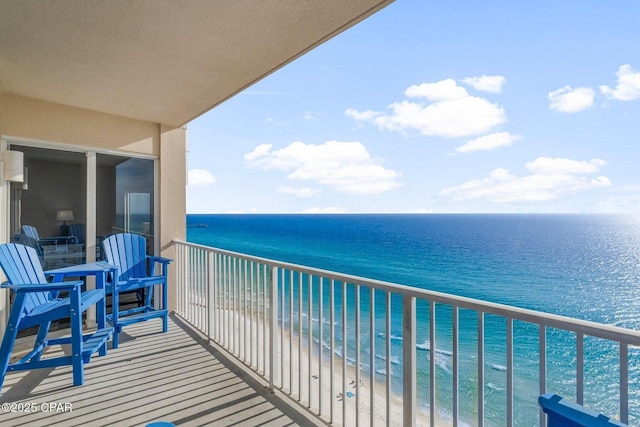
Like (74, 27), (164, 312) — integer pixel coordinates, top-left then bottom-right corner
(186, 213), (640, 425)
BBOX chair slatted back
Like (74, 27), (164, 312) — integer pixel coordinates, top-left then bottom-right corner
(21, 225), (40, 241)
(0, 244), (50, 316)
(102, 233), (147, 281)
(68, 223), (86, 244)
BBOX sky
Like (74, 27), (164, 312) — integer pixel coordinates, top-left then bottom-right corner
(186, 1), (640, 214)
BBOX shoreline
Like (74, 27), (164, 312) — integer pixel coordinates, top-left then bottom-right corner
(276, 321), (450, 427)
(212, 306), (453, 426)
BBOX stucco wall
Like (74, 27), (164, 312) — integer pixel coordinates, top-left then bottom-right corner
(0, 92), (187, 323)
(160, 125), (187, 311)
(0, 92), (159, 154)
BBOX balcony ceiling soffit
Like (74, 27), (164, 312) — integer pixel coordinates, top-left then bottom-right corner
(0, 0), (392, 127)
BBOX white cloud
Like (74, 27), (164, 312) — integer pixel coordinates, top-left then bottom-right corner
(405, 79), (469, 101)
(345, 108), (380, 121)
(347, 79), (507, 138)
(245, 140), (401, 195)
(300, 206), (348, 214)
(439, 157), (611, 203)
(456, 132), (521, 153)
(600, 64), (640, 101)
(548, 86), (595, 113)
(525, 157), (606, 174)
(461, 75), (506, 93)
(278, 186), (320, 198)
(244, 143), (273, 161)
(188, 169), (216, 186)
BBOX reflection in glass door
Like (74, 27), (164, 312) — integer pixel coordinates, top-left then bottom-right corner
(97, 155), (155, 255)
(8, 145), (87, 270)
(124, 192), (151, 235)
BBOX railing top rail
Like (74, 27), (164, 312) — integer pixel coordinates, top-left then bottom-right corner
(173, 239), (640, 345)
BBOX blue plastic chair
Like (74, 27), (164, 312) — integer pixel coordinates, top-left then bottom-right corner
(0, 244), (113, 388)
(21, 225), (74, 258)
(539, 394), (627, 426)
(102, 233), (171, 348)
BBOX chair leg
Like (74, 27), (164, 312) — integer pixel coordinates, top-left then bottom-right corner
(33, 321), (52, 361)
(0, 319), (20, 390)
(162, 281), (168, 333)
(96, 270), (108, 357)
(0, 293), (27, 389)
(144, 286), (153, 308)
(69, 287), (84, 386)
(111, 287), (120, 349)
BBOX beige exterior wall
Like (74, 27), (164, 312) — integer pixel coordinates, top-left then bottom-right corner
(0, 93), (160, 154)
(0, 93), (187, 325)
(159, 125), (187, 311)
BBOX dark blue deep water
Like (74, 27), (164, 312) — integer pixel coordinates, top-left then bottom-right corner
(187, 214), (640, 425)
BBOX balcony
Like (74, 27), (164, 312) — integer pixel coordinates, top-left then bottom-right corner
(0, 315), (319, 427)
(2, 240), (639, 426)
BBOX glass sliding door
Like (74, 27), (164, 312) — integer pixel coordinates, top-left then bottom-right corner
(9, 145), (87, 269)
(7, 145), (156, 268)
(96, 154), (155, 254)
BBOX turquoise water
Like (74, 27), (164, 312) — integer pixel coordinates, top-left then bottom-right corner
(187, 213), (640, 425)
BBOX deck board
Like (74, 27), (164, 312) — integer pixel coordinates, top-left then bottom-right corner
(0, 315), (314, 427)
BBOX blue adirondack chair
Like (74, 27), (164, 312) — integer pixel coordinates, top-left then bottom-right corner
(0, 244), (113, 388)
(22, 225), (74, 257)
(101, 233), (171, 348)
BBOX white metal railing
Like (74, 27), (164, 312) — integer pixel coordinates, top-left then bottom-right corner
(173, 240), (640, 426)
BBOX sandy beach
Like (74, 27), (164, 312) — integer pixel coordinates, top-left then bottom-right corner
(210, 305), (450, 427)
(277, 326), (449, 427)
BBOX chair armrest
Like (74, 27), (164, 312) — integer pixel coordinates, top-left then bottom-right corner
(1, 281), (84, 293)
(147, 255), (172, 264)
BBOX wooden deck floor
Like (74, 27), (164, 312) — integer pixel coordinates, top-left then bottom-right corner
(0, 314), (319, 427)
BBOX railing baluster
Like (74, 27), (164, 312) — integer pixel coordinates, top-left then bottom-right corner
(319, 276), (324, 417)
(330, 278), (335, 424)
(281, 267), (285, 389)
(386, 291), (391, 427)
(249, 260), (254, 368)
(193, 248), (198, 328)
(187, 247), (192, 323)
(402, 295), (416, 427)
(620, 342), (629, 424)
(430, 301), (436, 427)
(308, 274), (313, 409)
(299, 271), (303, 401)
(206, 250), (212, 340)
(355, 284), (361, 427)
(238, 257), (241, 356)
(478, 311), (485, 427)
(245, 259), (249, 362)
(342, 281), (348, 426)
(370, 288), (375, 427)
(233, 257), (237, 354)
(453, 306), (459, 426)
(507, 317), (513, 427)
(216, 252), (220, 342)
(539, 325), (546, 427)
(225, 255), (230, 349)
(199, 249), (204, 331)
(270, 266), (278, 389)
(290, 269), (294, 394)
(576, 332), (584, 405)
(263, 263), (268, 377)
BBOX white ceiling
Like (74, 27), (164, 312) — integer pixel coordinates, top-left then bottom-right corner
(0, 0), (393, 127)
